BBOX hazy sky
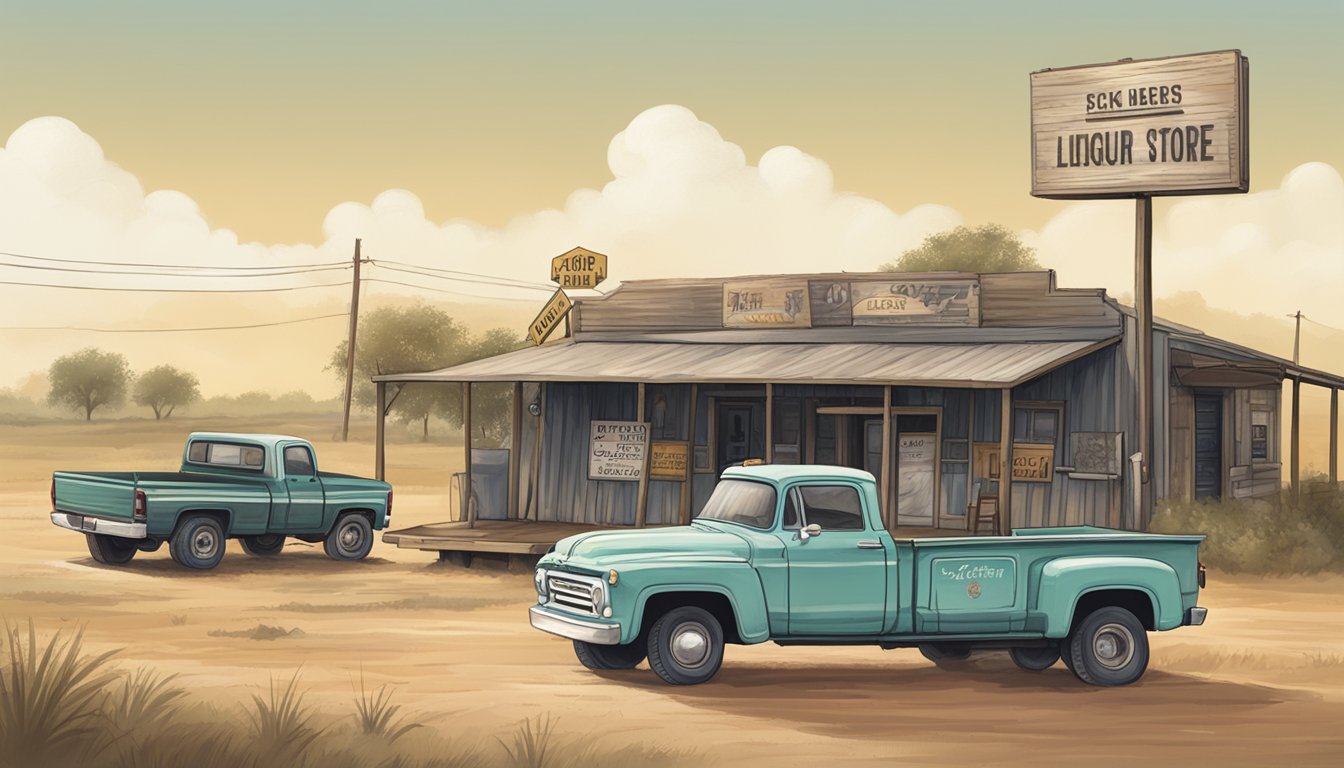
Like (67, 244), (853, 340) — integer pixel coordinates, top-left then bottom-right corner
(2, 1), (1343, 399)
(4, 1), (1341, 242)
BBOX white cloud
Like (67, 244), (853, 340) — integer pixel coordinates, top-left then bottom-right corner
(1026, 161), (1344, 327)
(0, 107), (960, 394)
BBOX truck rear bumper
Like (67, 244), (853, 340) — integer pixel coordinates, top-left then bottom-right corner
(51, 511), (147, 539)
(529, 605), (622, 645)
(1184, 607), (1208, 626)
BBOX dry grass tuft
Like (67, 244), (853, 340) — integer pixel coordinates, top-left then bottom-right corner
(0, 619), (120, 764)
(353, 669), (421, 744)
(249, 670), (323, 761)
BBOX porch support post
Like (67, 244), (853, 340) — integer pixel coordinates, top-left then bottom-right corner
(463, 382), (475, 527)
(1331, 387), (1339, 486)
(680, 383), (698, 525)
(635, 383), (651, 528)
(508, 382), (522, 520)
(966, 390), (975, 532)
(999, 388), (1013, 535)
(881, 385), (893, 530)
(374, 381), (386, 481)
(1291, 375), (1301, 499)
(765, 383), (774, 463)
(527, 384), (546, 521)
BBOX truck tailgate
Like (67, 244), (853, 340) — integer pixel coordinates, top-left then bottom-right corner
(53, 471), (138, 522)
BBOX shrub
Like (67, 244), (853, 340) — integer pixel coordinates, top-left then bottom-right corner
(1151, 482), (1344, 574)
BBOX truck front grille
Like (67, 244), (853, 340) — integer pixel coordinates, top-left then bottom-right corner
(547, 574), (599, 616)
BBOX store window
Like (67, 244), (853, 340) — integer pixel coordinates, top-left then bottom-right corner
(1014, 404), (1062, 444)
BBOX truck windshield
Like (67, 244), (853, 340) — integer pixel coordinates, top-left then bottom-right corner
(697, 480), (777, 530)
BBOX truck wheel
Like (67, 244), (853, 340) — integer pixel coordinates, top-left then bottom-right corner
(647, 606), (724, 685)
(1067, 607), (1149, 686)
(86, 533), (137, 565)
(324, 514), (373, 561)
(573, 640), (646, 670)
(240, 534), (285, 556)
(919, 644), (972, 668)
(1010, 644), (1061, 672)
(170, 515), (226, 570)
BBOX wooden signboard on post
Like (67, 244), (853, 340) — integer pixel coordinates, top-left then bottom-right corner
(551, 247), (608, 290)
(528, 288), (573, 346)
(1030, 50), (1249, 198)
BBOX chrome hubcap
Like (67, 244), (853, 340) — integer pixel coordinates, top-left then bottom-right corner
(192, 529), (217, 558)
(1092, 623), (1135, 670)
(670, 622), (710, 668)
(340, 523), (362, 549)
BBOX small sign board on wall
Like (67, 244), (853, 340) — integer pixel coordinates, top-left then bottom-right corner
(722, 278), (812, 328)
(1012, 444), (1055, 483)
(850, 280), (979, 326)
(649, 441), (690, 480)
(588, 420), (649, 481)
(1030, 50), (1249, 198)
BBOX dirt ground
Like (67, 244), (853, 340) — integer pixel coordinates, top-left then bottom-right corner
(3, 416), (1344, 767)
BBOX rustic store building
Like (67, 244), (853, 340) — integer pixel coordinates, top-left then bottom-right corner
(373, 270), (1344, 558)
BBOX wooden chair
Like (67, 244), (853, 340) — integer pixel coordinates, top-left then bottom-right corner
(967, 479), (1001, 535)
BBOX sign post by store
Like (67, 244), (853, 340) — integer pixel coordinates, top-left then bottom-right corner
(1031, 50), (1249, 525)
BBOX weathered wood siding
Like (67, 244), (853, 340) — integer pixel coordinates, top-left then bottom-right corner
(536, 382), (640, 525)
(978, 272), (1118, 328)
(1168, 385), (1195, 502)
(1010, 346), (1127, 529)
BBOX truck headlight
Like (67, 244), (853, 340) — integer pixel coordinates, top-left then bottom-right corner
(534, 569), (547, 598)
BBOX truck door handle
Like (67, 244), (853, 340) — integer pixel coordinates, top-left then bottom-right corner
(856, 540), (884, 549)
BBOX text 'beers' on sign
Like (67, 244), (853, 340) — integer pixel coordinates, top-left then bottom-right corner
(1030, 50), (1248, 198)
(551, 247), (608, 290)
(528, 288), (574, 346)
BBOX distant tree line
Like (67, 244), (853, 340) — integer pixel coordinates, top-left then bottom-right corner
(46, 349), (199, 421)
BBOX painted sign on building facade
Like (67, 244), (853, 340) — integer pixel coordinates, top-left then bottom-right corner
(1012, 443), (1055, 482)
(850, 280), (979, 326)
(722, 278), (812, 328)
(551, 247), (608, 289)
(588, 420), (649, 481)
(1031, 50), (1249, 198)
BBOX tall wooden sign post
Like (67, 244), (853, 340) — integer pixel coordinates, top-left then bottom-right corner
(1031, 50), (1249, 527)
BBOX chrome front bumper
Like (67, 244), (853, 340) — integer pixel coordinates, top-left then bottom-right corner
(50, 511), (147, 539)
(1185, 607), (1208, 626)
(529, 605), (622, 645)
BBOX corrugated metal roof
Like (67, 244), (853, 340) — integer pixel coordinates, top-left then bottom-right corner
(372, 337), (1119, 388)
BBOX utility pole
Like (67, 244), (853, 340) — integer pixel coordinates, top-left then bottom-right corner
(1290, 310), (1302, 365)
(340, 238), (363, 442)
(1134, 195), (1153, 529)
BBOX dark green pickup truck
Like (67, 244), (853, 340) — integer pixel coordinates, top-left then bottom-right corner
(50, 432), (392, 570)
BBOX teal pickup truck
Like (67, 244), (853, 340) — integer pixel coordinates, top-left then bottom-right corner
(50, 432), (392, 570)
(530, 464), (1207, 687)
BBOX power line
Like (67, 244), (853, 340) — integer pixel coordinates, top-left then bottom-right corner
(1303, 314), (1344, 333)
(0, 249), (349, 272)
(368, 261), (551, 292)
(369, 258), (554, 289)
(0, 313), (350, 333)
(0, 259), (351, 278)
(363, 277), (538, 303)
(0, 278), (351, 294)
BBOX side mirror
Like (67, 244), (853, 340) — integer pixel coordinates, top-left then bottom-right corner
(795, 523), (822, 542)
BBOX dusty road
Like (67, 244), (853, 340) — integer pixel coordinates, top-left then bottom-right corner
(2, 417), (1343, 766)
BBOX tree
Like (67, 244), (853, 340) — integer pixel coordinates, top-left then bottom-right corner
(133, 365), (200, 419)
(47, 348), (132, 421)
(330, 304), (471, 440)
(881, 224), (1041, 273)
(467, 328), (530, 447)
(329, 306), (529, 441)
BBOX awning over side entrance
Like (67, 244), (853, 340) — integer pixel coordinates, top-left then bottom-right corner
(372, 337), (1119, 388)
